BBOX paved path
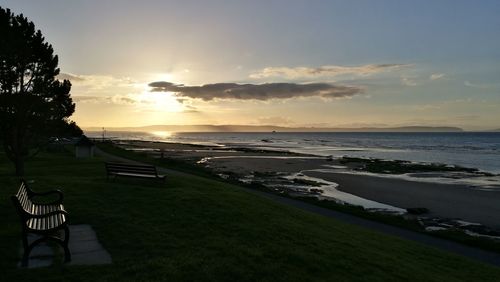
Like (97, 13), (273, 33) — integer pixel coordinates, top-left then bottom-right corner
(68, 225), (112, 266)
(19, 225), (111, 268)
(96, 148), (500, 267)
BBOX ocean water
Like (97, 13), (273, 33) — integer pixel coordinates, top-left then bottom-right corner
(86, 131), (500, 173)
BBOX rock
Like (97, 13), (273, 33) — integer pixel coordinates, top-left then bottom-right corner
(406, 207), (429, 215)
(309, 188), (324, 194)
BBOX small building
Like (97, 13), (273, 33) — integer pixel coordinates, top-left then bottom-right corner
(75, 135), (95, 158)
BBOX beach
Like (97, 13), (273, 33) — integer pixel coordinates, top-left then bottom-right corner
(306, 171), (500, 228)
(116, 140), (500, 231)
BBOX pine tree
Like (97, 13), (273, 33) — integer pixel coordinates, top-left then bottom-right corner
(0, 7), (81, 176)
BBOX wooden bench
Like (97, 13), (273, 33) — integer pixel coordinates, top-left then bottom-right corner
(11, 180), (71, 266)
(105, 162), (166, 181)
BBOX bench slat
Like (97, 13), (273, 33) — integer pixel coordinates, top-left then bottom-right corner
(115, 172), (158, 178)
(105, 162), (165, 181)
(26, 215), (67, 231)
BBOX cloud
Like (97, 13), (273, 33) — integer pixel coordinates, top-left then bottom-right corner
(401, 76), (417, 86)
(464, 81), (489, 89)
(57, 73), (85, 82)
(183, 105), (200, 113)
(111, 96), (137, 105)
(249, 64), (411, 79)
(412, 104), (442, 111)
(257, 116), (294, 125)
(430, 73), (445, 80)
(455, 115), (480, 120)
(57, 73), (138, 90)
(73, 95), (139, 105)
(61, 72), (148, 106)
(148, 81), (362, 101)
(72, 96), (105, 103)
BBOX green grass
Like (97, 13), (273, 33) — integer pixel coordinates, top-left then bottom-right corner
(1, 148), (500, 281)
(99, 142), (500, 254)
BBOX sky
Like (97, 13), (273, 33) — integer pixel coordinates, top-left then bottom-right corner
(1, 0), (500, 130)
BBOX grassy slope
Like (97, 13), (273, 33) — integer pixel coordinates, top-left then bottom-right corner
(99, 143), (500, 254)
(1, 149), (499, 281)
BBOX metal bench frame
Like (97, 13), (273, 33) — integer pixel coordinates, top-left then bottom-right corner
(105, 162), (166, 182)
(11, 180), (71, 266)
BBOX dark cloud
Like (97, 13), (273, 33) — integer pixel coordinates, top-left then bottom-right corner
(148, 81), (362, 101)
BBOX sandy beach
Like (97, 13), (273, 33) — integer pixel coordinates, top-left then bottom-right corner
(118, 140), (500, 230)
(305, 171), (500, 228)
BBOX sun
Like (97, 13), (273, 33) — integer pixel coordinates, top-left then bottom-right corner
(141, 91), (183, 113)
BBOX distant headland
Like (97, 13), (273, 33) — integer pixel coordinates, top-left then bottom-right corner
(83, 125), (465, 133)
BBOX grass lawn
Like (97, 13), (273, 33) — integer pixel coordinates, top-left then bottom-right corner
(1, 148), (500, 281)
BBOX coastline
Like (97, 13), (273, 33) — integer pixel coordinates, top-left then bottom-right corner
(88, 131), (500, 174)
(111, 139), (500, 232)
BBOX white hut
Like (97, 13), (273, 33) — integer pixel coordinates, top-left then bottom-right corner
(75, 135), (95, 158)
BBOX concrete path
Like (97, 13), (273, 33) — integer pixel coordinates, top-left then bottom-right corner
(67, 224), (112, 266)
(19, 225), (111, 268)
(95, 148), (500, 267)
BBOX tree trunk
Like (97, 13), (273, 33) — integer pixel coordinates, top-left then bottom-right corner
(15, 157), (25, 176)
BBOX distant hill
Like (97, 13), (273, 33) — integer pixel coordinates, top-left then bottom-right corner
(84, 125), (464, 133)
(479, 128), (500, 132)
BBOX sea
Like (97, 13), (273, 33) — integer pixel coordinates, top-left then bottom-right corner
(86, 131), (500, 174)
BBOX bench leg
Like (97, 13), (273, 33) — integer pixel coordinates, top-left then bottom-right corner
(63, 225), (71, 262)
(21, 248), (30, 267)
(20, 227), (71, 267)
(21, 228), (32, 267)
(22, 236), (47, 267)
(21, 229), (29, 251)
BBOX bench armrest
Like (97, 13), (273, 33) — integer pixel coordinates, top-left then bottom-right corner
(22, 179), (65, 204)
(27, 209), (69, 218)
(30, 189), (64, 205)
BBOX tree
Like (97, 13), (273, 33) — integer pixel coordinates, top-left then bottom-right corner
(0, 7), (81, 176)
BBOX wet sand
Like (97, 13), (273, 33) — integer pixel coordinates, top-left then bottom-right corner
(207, 156), (500, 227)
(305, 171), (500, 228)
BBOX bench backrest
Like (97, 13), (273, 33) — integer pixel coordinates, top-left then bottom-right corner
(11, 181), (34, 218)
(105, 162), (158, 176)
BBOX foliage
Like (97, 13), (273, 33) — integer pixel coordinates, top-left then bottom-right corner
(0, 7), (81, 175)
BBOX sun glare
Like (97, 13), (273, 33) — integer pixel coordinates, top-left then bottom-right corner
(151, 131), (172, 138)
(140, 89), (183, 113)
(152, 72), (175, 82)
